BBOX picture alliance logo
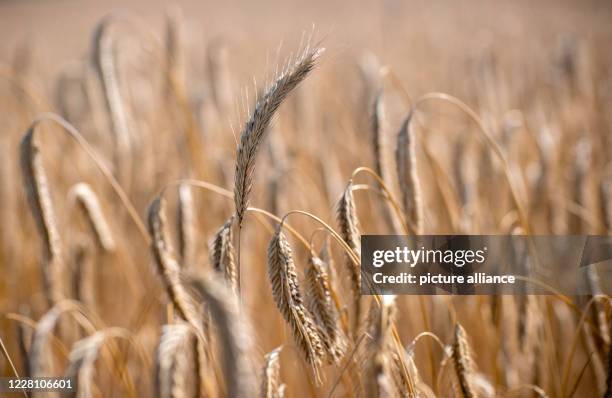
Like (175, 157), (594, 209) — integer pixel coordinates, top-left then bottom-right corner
(371, 246), (488, 268)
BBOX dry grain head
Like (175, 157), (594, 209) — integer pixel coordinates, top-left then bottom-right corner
(186, 274), (256, 398)
(260, 346), (285, 398)
(234, 46), (323, 226)
(20, 128), (65, 305)
(69, 182), (116, 252)
(451, 324), (478, 398)
(396, 113), (423, 235)
(210, 216), (237, 293)
(148, 196), (201, 329)
(304, 254), (346, 362)
(267, 227), (325, 378)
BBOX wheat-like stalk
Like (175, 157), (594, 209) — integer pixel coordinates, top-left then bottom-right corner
(64, 330), (109, 398)
(186, 273), (256, 398)
(267, 226), (325, 378)
(29, 306), (63, 379)
(304, 253), (345, 362)
(337, 183), (361, 256)
(69, 182), (116, 252)
(91, 14), (133, 183)
(451, 324), (478, 398)
(65, 335), (103, 398)
(260, 346), (285, 398)
(72, 240), (95, 307)
(364, 296), (400, 398)
(337, 182), (362, 333)
(20, 130), (65, 305)
(210, 216), (237, 292)
(397, 348), (421, 397)
(147, 197), (201, 330)
(156, 323), (193, 398)
(233, 46), (323, 226)
(396, 113), (423, 234)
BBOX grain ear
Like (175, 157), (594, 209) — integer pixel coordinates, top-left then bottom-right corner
(260, 346), (285, 398)
(210, 216), (237, 293)
(233, 47), (324, 226)
(337, 182), (362, 334)
(396, 113), (423, 234)
(186, 274), (256, 398)
(69, 182), (116, 252)
(148, 196), (201, 332)
(267, 226), (325, 379)
(451, 324), (478, 398)
(20, 129), (65, 305)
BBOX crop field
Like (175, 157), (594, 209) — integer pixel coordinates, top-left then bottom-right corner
(0, 0), (611, 397)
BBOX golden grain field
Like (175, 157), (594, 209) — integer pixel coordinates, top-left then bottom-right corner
(0, 1), (611, 397)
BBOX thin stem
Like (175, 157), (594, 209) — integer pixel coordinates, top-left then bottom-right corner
(351, 166), (409, 234)
(560, 295), (610, 397)
(327, 333), (370, 398)
(161, 179), (233, 198)
(280, 210), (360, 266)
(408, 331), (446, 352)
(246, 207), (311, 249)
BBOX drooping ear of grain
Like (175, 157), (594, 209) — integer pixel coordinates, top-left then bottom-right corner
(337, 182), (361, 258)
(233, 47), (323, 226)
(148, 197), (201, 331)
(396, 113), (423, 234)
(69, 182), (116, 252)
(391, 349), (419, 398)
(156, 323), (194, 398)
(72, 240), (95, 307)
(29, 306), (65, 378)
(304, 254), (346, 362)
(91, 15), (132, 183)
(20, 129), (65, 305)
(451, 324), (478, 398)
(210, 216), (237, 293)
(64, 331), (108, 398)
(260, 346), (285, 398)
(337, 182), (362, 334)
(267, 227), (325, 378)
(186, 274), (256, 398)
(364, 296), (411, 398)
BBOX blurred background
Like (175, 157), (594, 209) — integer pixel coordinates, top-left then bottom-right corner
(2, 0), (611, 91)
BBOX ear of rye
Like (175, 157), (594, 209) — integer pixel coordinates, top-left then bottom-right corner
(396, 114), (423, 235)
(20, 130), (65, 305)
(233, 47), (323, 225)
